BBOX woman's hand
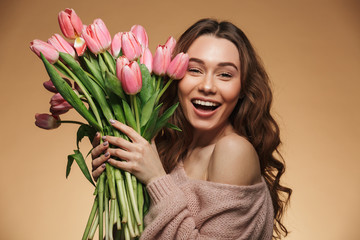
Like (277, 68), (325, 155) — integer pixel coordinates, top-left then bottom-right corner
(103, 119), (166, 185)
(91, 132), (111, 181)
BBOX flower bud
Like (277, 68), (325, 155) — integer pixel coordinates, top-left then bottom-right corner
(140, 48), (153, 73)
(152, 45), (171, 76)
(121, 32), (142, 61)
(116, 56), (130, 80)
(48, 34), (76, 58)
(30, 39), (59, 64)
(74, 37), (86, 56)
(167, 53), (189, 79)
(165, 36), (176, 54)
(49, 93), (73, 115)
(130, 25), (149, 49)
(82, 19), (111, 55)
(120, 61), (142, 95)
(111, 32), (123, 58)
(58, 8), (83, 39)
(35, 113), (61, 130)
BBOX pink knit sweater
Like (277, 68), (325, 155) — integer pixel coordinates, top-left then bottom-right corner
(140, 162), (274, 240)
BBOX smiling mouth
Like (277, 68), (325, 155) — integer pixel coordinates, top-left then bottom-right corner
(191, 99), (221, 111)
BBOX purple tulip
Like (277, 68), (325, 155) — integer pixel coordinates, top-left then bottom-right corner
(35, 113), (61, 130)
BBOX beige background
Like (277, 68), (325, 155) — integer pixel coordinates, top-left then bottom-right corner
(0, 0), (359, 239)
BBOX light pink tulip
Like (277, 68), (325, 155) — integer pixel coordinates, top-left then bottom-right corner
(130, 25), (149, 49)
(82, 19), (111, 55)
(58, 8), (83, 39)
(50, 93), (73, 115)
(152, 45), (171, 76)
(167, 53), (189, 79)
(116, 56), (130, 80)
(43, 78), (72, 93)
(165, 36), (176, 54)
(111, 32), (123, 58)
(140, 48), (153, 73)
(30, 39), (59, 64)
(120, 61), (142, 95)
(121, 32), (142, 61)
(48, 34), (76, 58)
(35, 113), (61, 130)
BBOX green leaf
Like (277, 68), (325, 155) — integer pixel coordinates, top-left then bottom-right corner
(76, 124), (97, 149)
(165, 122), (182, 132)
(103, 51), (116, 75)
(83, 57), (104, 86)
(59, 53), (114, 122)
(104, 71), (126, 100)
(142, 104), (162, 141)
(139, 64), (154, 104)
(152, 102), (179, 136)
(140, 91), (158, 127)
(41, 54), (101, 131)
(122, 100), (137, 130)
(67, 150), (95, 186)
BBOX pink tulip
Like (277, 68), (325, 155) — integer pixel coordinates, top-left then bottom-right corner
(120, 61), (142, 95)
(50, 93), (73, 115)
(165, 36), (176, 54)
(43, 78), (72, 93)
(82, 19), (111, 55)
(30, 39), (59, 64)
(140, 48), (153, 73)
(121, 32), (142, 61)
(116, 56), (130, 80)
(167, 53), (189, 79)
(35, 113), (61, 130)
(152, 45), (171, 76)
(130, 25), (149, 49)
(58, 8), (83, 39)
(111, 32), (123, 58)
(48, 34), (76, 58)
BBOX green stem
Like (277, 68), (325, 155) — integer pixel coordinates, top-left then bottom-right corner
(156, 78), (173, 103)
(55, 61), (103, 131)
(88, 212), (99, 240)
(59, 120), (85, 125)
(82, 198), (98, 240)
(102, 52), (116, 75)
(125, 172), (141, 226)
(131, 95), (141, 133)
(98, 174), (106, 240)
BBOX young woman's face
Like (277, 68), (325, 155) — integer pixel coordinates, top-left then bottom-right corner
(178, 35), (241, 133)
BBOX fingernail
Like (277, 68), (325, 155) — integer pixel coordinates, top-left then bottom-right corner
(104, 152), (110, 157)
(109, 119), (116, 124)
(102, 136), (106, 141)
(102, 164), (106, 168)
(103, 141), (108, 146)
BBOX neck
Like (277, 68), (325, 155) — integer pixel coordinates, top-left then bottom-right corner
(189, 122), (235, 149)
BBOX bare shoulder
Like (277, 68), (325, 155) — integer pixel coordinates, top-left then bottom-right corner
(207, 133), (262, 186)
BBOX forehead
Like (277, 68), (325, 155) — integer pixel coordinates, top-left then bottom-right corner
(187, 35), (240, 66)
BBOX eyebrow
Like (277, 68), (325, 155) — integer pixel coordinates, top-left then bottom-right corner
(189, 58), (239, 71)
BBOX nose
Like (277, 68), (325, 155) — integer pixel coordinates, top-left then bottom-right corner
(198, 74), (217, 94)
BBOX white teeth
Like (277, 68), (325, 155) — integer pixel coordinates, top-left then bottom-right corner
(192, 99), (219, 107)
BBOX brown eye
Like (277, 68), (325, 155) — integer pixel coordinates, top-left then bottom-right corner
(188, 68), (202, 74)
(219, 72), (232, 78)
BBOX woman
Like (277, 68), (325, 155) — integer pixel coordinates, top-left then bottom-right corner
(91, 18), (292, 239)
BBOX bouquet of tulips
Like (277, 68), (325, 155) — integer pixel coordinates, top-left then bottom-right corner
(31, 8), (188, 240)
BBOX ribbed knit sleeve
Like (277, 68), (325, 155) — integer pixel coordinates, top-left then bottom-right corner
(140, 166), (274, 240)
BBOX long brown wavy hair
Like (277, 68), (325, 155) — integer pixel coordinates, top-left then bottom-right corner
(155, 18), (292, 239)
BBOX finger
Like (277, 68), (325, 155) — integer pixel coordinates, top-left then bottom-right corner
(92, 163), (106, 182)
(92, 132), (101, 148)
(109, 119), (144, 143)
(103, 135), (135, 151)
(91, 141), (109, 160)
(108, 158), (136, 174)
(107, 148), (134, 162)
(92, 151), (111, 170)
